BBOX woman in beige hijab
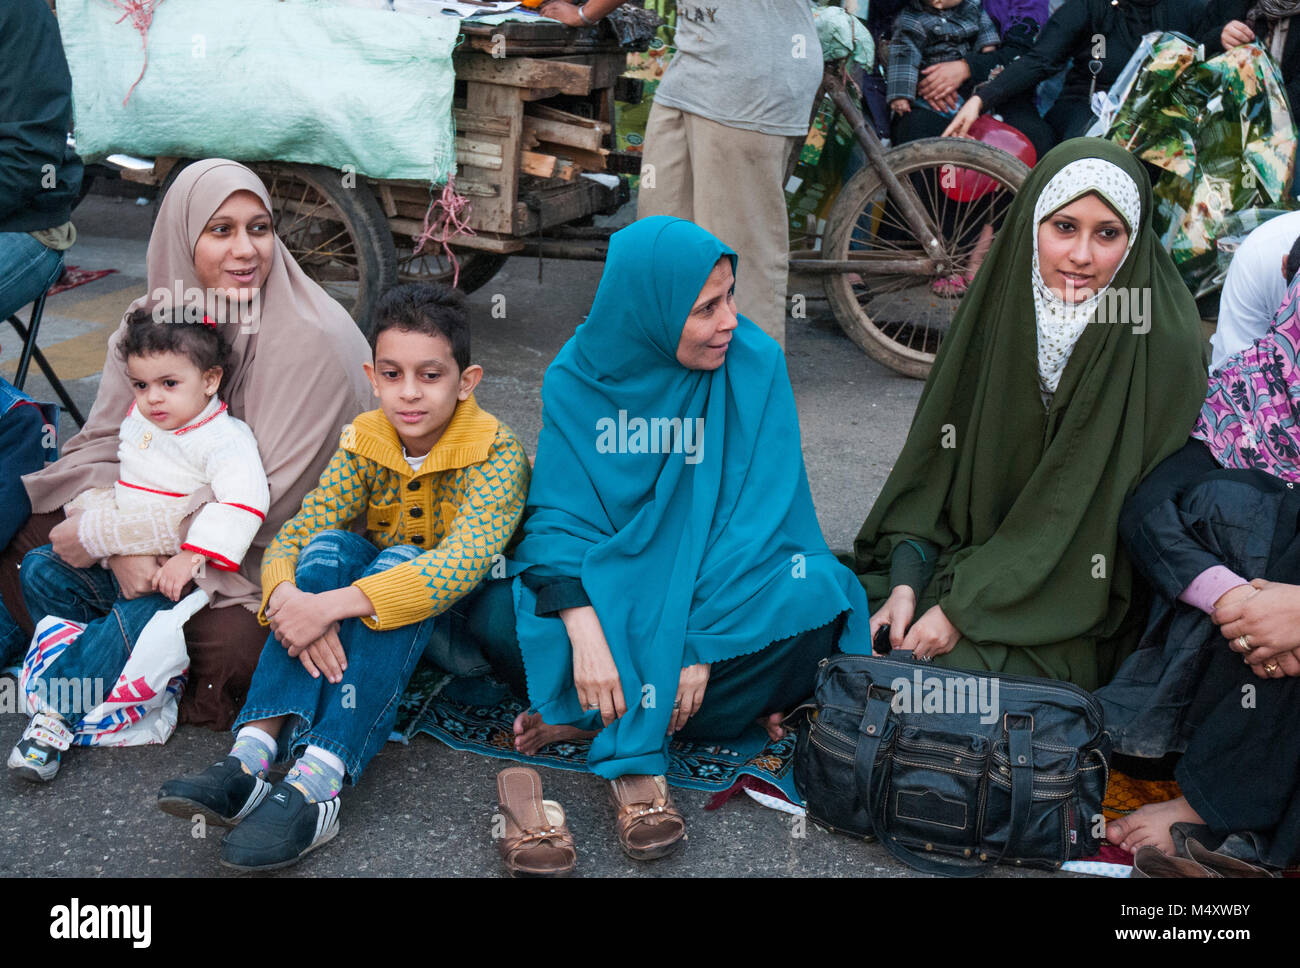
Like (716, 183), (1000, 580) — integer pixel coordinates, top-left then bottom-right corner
(0, 160), (372, 728)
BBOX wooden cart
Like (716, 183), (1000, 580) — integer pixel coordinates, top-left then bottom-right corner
(113, 20), (642, 328)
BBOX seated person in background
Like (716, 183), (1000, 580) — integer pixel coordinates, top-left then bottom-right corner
(0, 378), (48, 666)
(0, 0), (82, 322)
(156, 283), (529, 872)
(888, 0), (1000, 119)
(1211, 212), (1300, 371)
(1199, 0), (1300, 121)
(11, 308), (268, 783)
(943, 0), (1201, 146)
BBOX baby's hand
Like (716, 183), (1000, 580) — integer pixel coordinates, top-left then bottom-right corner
(152, 552), (202, 602)
(890, 98), (912, 115)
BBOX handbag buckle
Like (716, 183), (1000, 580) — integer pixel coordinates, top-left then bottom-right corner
(1003, 711), (1034, 733)
(867, 684), (896, 704)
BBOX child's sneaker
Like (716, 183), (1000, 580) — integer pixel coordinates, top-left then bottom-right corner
(219, 782), (340, 871)
(7, 712), (74, 783)
(156, 756), (272, 827)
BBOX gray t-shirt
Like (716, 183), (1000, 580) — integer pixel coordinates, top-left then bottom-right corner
(653, 0), (823, 137)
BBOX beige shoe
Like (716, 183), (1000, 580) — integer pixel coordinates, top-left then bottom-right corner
(496, 767), (576, 877)
(609, 774), (686, 861)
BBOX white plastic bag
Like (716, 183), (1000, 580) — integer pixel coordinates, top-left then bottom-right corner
(20, 589), (208, 748)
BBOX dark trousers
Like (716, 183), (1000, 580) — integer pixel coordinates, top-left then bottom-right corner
(1176, 642), (1300, 868)
(1, 510), (267, 729)
(463, 578), (839, 742)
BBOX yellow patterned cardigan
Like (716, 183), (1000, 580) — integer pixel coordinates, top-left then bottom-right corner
(258, 396), (530, 631)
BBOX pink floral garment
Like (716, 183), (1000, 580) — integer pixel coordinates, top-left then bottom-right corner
(1193, 273), (1300, 481)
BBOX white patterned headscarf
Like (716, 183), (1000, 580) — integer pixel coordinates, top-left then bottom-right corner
(1031, 158), (1142, 396)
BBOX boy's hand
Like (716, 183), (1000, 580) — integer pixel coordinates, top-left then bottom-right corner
(266, 586), (335, 651)
(152, 552), (201, 602)
(890, 98), (912, 115)
(293, 626), (348, 684)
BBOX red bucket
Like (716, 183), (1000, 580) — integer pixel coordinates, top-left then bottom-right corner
(941, 115), (1037, 202)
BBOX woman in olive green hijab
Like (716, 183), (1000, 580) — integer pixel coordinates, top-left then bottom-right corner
(854, 138), (1205, 690)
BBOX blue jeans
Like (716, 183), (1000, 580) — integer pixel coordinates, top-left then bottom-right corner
(234, 531), (434, 785)
(18, 544), (171, 718)
(0, 232), (63, 321)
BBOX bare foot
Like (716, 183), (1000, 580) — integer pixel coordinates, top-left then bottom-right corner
(965, 223), (995, 279)
(512, 711), (596, 755)
(759, 712), (786, 743)
(1105, 797), (1205, 855)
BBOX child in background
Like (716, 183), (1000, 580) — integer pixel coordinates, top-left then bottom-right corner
(157, 282), (530, 871)
(9, 308), (268, 782)
(888, 0), (1000, 117)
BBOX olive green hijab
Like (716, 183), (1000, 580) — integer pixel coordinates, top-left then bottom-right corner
(852, 139), (1205, 689)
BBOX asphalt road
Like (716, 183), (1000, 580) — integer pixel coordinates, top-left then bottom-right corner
(0, 191), (1069, 879)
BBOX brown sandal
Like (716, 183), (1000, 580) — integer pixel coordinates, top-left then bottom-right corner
(609, 774), (686, 861)
(496, 767), (577, 877)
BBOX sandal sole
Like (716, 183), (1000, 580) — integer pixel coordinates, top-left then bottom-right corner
(619, 830), (686, 862)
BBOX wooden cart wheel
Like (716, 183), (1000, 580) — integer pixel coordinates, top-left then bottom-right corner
(394, 243), (509, 296)
(823, 138), (1029, 380)
(251, 163), (397, 332)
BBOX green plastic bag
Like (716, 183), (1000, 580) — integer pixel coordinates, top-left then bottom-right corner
(58, 0), (459, 182)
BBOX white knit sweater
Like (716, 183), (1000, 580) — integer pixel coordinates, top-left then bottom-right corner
(70, 396), (269, 571)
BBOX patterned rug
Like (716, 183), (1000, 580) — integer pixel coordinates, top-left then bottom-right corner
(390, 670), (802, 803)
(47, 266), (117, 296)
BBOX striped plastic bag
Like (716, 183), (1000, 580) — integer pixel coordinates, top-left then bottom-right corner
(20, 589), (207, 747)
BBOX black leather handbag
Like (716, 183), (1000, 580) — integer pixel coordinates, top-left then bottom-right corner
(793, 653), (1112, 876)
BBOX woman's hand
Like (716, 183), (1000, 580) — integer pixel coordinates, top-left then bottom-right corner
(1216, 579), (1300, 677)
(539, 1), (586, 26)
(918, 60), (971, 113)
(266, 585), (335, 652)
(49, 511), (95, 569)
(942, 96), (983, 138)
(152, 552), (201, 602)
(561, 605), (626, 726)
(1221, 20), (1255, 50)
(901, 603), (961, 660)
(670, 662), (710, 734)
(869, 584), (916, 653)
(107, 555), (164, 599)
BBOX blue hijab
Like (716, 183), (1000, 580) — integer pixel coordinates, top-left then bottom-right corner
(512, 217), (869, 779)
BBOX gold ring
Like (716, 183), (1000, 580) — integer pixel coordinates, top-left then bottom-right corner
(1265, 662), (1279, 675)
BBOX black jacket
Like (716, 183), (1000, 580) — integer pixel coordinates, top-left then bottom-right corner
(1097, 440), (1300, 756)
(0, 0), (83, 234)
(1198, 0), (1300, 115)
(975, 0), (1202, 112)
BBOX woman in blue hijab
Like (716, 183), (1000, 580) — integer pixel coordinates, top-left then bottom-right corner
(470, 217), (870, 860)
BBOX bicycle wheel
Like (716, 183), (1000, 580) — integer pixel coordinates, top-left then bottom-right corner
(253, 163), (398, 330)
(395, 243), (509, 296)
(823, 137), (1029, 379)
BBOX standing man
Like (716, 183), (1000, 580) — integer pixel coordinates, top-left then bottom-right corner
(542, 0), (822, 350)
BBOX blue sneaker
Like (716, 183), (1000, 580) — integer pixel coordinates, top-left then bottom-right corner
(219, 782), (340, 871)
(157, 756), (272, 827)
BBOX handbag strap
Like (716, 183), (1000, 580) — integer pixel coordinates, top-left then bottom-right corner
(853, 690), (1036, 877)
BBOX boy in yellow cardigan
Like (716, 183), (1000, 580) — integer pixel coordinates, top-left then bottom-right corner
(156, 283), (529, 870)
